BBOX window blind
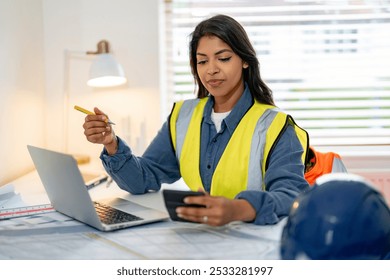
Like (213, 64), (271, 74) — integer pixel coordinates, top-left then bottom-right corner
(164, 0), (390, 154)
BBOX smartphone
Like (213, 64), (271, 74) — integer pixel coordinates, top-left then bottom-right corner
(162, 189), (205, 222)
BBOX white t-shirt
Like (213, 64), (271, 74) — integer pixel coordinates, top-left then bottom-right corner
(211, 109), (231, 133)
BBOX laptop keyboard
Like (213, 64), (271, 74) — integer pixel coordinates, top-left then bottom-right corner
(94, 202), (143, 225)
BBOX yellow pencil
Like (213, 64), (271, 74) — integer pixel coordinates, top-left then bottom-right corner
(74, 105), (115, 125)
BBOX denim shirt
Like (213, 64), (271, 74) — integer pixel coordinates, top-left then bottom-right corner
(100, 87), (309, 225)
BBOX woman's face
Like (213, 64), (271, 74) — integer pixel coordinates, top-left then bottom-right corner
(196, 35), (248, 111)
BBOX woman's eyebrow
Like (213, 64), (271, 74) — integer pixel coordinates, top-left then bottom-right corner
(215, 49), (233, 55)
(196, 49), (234, 56)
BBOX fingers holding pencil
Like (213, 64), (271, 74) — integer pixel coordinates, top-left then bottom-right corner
(77, 105), (116, 147)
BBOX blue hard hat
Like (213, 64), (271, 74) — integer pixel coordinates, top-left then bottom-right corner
(280, 173), (390, 260)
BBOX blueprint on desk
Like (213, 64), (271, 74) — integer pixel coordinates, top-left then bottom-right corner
(0, 210), (283, 260)
(98, 220), (283, 260)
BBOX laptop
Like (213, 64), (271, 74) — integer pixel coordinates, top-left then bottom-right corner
(27, 145), (169, 231)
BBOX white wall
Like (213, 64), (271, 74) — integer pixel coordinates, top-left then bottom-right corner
(0, 0), (46, 185)
(0, 0), (163, 186)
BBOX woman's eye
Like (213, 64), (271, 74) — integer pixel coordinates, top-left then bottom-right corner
(219, 57), (232, 62)
(197, 60), (207, 65)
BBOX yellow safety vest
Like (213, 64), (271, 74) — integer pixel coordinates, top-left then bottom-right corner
(169, 97), (309, 199)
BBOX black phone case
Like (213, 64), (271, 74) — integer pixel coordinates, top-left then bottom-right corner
(162, 189), (205, 222)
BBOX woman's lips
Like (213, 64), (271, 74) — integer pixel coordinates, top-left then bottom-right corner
(207, 79), (223, 87)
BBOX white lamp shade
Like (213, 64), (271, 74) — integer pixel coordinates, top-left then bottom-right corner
(87, 53), (127, 87)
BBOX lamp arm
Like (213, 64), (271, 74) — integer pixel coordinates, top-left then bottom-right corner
(63, 49), (90, 153)
(63, 49), (70, 153)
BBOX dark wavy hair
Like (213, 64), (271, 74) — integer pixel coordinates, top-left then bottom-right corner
(189, 14), (274, 106)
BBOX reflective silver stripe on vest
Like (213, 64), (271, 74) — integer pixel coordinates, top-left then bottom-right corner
(247, 108), (279, 191)
(175, 99), (200, 160)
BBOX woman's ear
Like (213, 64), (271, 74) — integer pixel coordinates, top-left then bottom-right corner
(243, 62), (249, 69)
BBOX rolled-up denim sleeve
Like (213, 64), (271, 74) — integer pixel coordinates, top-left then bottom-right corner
(236, 125), (309, 225)
(100, 121), (181, 194)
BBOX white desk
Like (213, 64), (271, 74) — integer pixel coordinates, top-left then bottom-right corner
(0, 168), (285, 260)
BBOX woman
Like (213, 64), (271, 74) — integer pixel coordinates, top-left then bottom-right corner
(82, 14), (309, 226)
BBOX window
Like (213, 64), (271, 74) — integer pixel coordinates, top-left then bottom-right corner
(164, 0), (390, 156)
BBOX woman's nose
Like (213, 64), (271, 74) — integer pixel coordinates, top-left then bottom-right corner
(207, 62), (220, 75)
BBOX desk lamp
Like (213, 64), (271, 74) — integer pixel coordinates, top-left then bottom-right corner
(86, 40), (127, 87)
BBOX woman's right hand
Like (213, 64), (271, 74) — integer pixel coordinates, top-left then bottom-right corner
(82, 107), (118, 155)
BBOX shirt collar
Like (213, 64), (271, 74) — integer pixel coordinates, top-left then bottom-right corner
(203, 83), (254, 133)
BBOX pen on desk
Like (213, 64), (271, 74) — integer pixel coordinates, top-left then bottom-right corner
(85, 175), (109, 190)
(74, 105), (116, 125)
